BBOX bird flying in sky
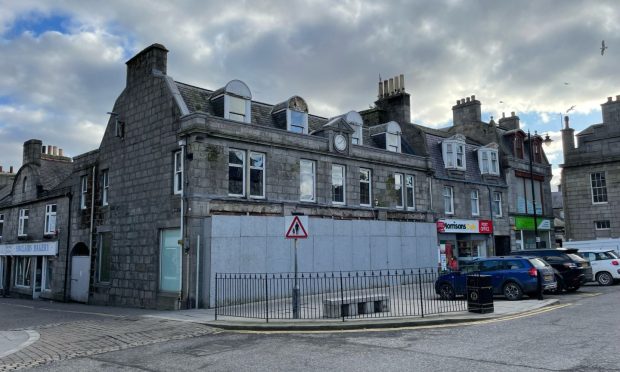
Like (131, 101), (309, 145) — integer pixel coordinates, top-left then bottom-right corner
(601, 40), (607, 55)
(566, 105), (576, 113)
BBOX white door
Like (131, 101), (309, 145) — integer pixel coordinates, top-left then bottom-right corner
(33, 256), (43, 299)
(70, 256), (90, 302)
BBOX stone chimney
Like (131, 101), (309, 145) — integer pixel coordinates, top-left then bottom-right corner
(561, 115), (575, 155)
(498, 112), (520, 131)
(601, 95), (620, 124)
(374, 74), (411, 124)
(125, 43), (169, 87)
(23, 139), (42, 166)
(452, 95), (481, 125)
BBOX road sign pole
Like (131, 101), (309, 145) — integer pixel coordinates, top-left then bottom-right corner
(293, 238), (300, 319)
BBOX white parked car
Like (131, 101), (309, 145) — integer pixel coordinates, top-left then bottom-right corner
(578, 250), (620, 286)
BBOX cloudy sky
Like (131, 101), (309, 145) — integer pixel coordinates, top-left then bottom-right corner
(1, 0), (618, 188)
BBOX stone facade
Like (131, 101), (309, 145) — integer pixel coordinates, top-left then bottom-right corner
(561, 99), (620, 240)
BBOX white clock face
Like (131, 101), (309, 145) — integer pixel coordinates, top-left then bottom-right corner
(334, 134), (347, 151)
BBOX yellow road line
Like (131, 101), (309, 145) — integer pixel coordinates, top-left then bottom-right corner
(227, 304), (571, 335)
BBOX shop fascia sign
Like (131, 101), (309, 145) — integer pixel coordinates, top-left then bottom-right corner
(514, 216), (552, 231)
(436, 219), (493, 234)
(0, 241), (58, 256)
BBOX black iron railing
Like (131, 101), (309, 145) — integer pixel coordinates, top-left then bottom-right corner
(214, 268), (467, 322)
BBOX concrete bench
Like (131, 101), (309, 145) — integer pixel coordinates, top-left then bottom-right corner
(323, 294), (390, 318)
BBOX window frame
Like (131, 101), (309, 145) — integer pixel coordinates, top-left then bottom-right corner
(595, 220), (611, 230)
(18, 208), (29, 237)
(228, 149), (246, 197)
(44, 204), (57, 235)
(102, 169), (109, 206)
(394, 173), (404, 209)
(443, 140), (466, 171)
(225, 94), (251, 123)
(471, 190), (480, 216)
(405, 174), (415, 210)
(478, 149), (499, 175)
(0, 213), (4, 239)
(493, 191), (503, 217)
(249, 151), (266, 199)
(443, 186), (454, 215)
(351, 123), (363, 145)
(14, 256), (32, 287)
(173, 151), (183, 195)
(80, 175), (88, 209)
(299, 159), (316, 202)
(331, 164), (346, 205)
(515, 136), (524, 159)
(590, 172), (608, 204)
(42, 258), (52, 291)
(359, 168), (372, 207)
(287, 109), (309, 134)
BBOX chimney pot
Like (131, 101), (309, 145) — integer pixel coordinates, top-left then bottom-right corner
(59, 148), (64, 157)
(502, 112), (505, 118)
(52, 146), (57, 156)
(394, 76), (400, 92)
(456, 100), (460, 105)
(616, 95), (620, 101)
(511, 111), (515, 117)
(564, 115), (570, 129)
(383, 80), (388, 97)
(471, 95), (476, 101)
(399, 74), (404, 92)
(378, 82), (383, 99)
(0, 166), (3, 173)
(466, 97), (470, 103)
(388, 78), (394, 95)
(42, 146), (46, 154)
(10, 166), (14, 173)
(608, 97), (613, 102)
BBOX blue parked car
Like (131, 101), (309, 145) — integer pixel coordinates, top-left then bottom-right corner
(435, 256), (557, 301)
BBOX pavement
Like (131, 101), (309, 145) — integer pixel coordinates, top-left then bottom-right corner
(0, 297), (559, 370)
(145, 298), (560, 331)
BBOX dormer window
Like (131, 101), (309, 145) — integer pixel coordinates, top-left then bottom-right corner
(514, 135), (524, 159)
(344, 111), (364, 145)
(211, 80), (252, 124)
(288, 109), (308, 134)
(533, 140), (542, 163)
(386, 121), (401, 153)
(272, 96), (309, 134)
(478, 145), (500, 175)
(442, 135), (466, 171)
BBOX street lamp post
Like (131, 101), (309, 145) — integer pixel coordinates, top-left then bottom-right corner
(528, 130), (539, 249)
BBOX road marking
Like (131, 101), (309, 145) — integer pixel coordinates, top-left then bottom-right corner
(225, 304), (571, 335)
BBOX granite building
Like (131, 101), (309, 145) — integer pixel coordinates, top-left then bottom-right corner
(561, 96), (620, 241)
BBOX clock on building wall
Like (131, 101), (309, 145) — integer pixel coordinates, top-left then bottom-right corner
(334, 133), (348, 152)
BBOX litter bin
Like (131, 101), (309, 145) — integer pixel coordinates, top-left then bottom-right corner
(466, 274), (494, 314)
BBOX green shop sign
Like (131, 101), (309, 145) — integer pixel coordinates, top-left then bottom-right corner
(514, 216), (552, 231)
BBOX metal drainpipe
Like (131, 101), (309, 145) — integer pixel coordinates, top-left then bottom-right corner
(486, 185), (495, 256)
(62, 191), (73, 302)
(87, 165), (96, 301)
(179, 139), (187, 308)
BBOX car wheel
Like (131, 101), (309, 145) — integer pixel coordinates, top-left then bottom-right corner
(503, 282), (523, 301)
(596, 272), (614, 286)
(439, 283), (456, 300)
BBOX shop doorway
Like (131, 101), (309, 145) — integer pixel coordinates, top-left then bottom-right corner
(70, 243), (90, 303)
(495, 236), (511, 256)
(2, 257), (11, 297)
(33, 256), (43, 299)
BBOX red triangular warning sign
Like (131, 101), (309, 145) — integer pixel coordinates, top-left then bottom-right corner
(285, 216), (308, 239)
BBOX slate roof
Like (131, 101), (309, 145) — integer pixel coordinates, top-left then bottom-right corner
(39, 159), (73, 192)
(425, 133), (506, 186)
(175, 81), (424, 155)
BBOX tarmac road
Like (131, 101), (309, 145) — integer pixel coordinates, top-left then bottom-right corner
(26, 283), (620, 372)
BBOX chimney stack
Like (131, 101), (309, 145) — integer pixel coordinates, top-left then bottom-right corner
(373, 74), (411, 124)
(562, 115), (575, 155)
(498, 111), (520, 131)
(601, 94), (620, 124)
(125, 43), (169, 88)
(452, 95), (482, 126)
(23, 139), (42, 166)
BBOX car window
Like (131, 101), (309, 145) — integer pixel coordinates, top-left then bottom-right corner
(608, 251), (620, 259)
(504, 260), (525, 270)
(479, 260), (500, 272)
(529, 258), (548, 269)
(595, 251), (615, 260)
(582, 252), (595, 261)
(460, 264), (477, 273)
(567, 253), (585, 262)
(543, 256), (564, 264)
